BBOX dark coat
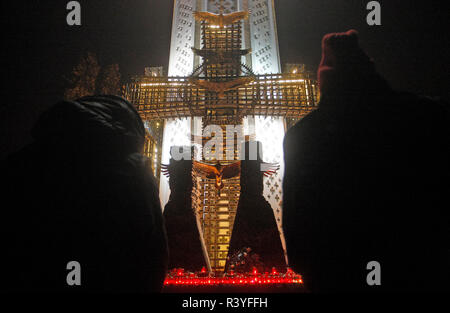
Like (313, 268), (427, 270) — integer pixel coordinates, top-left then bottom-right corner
(226, 142), (286, 273)
(163, 158), (207, 271)
(283, 86), (450, 292)
(1, 96), (168, 292)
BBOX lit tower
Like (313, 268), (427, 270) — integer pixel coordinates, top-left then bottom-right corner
(189, 5), (252, 272)
(124, 0), (318, 274)
(163, 0), (285, 273)
(168, 0), (281, 76)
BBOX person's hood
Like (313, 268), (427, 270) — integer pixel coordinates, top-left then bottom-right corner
(317, 30), (391, 103)
(32, 95), (145, 157)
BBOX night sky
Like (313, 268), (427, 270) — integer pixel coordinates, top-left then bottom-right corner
(1, 0), (449, 158)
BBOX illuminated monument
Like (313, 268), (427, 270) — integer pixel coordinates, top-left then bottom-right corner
(168, 0), (281, 76)
(124, 0), (318, 274)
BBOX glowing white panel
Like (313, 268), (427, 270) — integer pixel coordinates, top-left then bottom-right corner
(248, 0), (281, 74)
(168, 0), (198, 76)
(254, 116), (285, 222)
(160, 118), (192, 209)
(245, 115), (287, 262)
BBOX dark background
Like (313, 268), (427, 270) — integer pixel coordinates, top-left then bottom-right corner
(1, 0), (449, 158)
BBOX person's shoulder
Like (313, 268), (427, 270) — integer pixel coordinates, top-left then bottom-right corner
(396, 92), (449, 126)
(286, 110), (320, 136)
(283, 111), (323, 158)
(2, 143), (40, 176)
(395, 91), (448, 112)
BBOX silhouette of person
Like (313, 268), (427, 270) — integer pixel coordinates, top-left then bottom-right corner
(0, 95), (168, 292)
(283, 30), (450, 293)
(163, 146), (208, 272)
(226, 141), (286, 273)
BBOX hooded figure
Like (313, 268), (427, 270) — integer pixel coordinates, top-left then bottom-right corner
(1, 95), (168, 293)
(163, 147), (208, 272)
(283, 31), (450, 292)
(225, 141), (286, 273)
